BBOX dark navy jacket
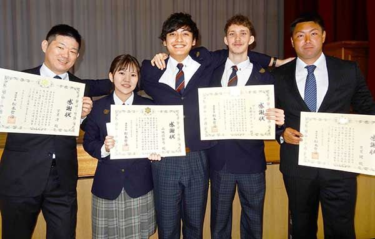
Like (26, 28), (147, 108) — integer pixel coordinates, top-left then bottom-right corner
(141, 47), (271, 151)
(208, 62), (274, 174)
(83, 92), (154, 199)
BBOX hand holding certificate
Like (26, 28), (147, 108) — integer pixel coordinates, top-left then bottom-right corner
(109, 105), (186, 159)
(198, 85), (275, 140)
(299, 112), (375, 176)
(0, 68), (84, 136)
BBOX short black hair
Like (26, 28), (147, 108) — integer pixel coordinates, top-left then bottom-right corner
(290, 12), (325, 36)
(159, 12), (199, 42)
(45, 24), (82, 50)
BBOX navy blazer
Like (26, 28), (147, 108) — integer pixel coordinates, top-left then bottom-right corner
(83, 92), (154, 200)
(273, 56), (375, 179)
(0, 66), (113, 197)
(141, 48), (229, 151)
(208, 62), (274, 174)
(140, 48), (272, 151)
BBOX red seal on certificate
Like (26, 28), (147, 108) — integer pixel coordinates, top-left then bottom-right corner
(123, 144), (129, 151)
(312, 152), (319, 159)
(211, 126), (218, 133)
(7, 116), (16, 124)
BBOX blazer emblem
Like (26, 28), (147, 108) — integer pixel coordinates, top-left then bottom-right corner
(259, 68), (265, 73)
(196, 51), (200, 58)
(103, 109), (110, 115)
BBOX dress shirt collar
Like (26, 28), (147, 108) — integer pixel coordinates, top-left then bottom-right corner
(168, 55), (194, 73)
(296, 53), (326, 73)
(113, 91), (134, 105)
(40, 63), (69, 80)
(225, 57), (251, 72)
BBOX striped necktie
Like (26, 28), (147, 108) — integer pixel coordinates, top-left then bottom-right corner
(228, 65), (238, 87)
(175, 63), (185, 94)
(304, 65), (317, 112)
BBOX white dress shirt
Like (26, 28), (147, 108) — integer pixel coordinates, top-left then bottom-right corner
(159, 55), (201, 89)
(221, 57), (253, 87)
(295, 53), (329, 111)
(40, 63), (69, 80)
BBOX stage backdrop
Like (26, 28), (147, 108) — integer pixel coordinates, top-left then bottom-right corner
(0, 0), (284, 79)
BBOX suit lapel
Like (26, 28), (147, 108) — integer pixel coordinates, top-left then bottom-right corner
(245, 65), (261, 85)
(183, 50), (207, 94)
(286, 60), (310, 111)
(211, 65), (225, 87)
(154, 58), (182, 96)
(318, 56), (339, 112)
(104, 93), (114, 124)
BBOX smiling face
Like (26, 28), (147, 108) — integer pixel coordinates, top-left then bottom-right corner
(109, 65), (138, 102)
(42, 35), (80, 75)
(291, 21), (326, 65)
(225, 24), (254, 58)
(163, 27), (196, 62)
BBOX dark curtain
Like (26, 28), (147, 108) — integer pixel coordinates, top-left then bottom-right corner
(283, 0), (374, 97)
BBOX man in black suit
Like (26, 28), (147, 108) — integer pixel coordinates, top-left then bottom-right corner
(0, 24), (111, 239)
(273, 13), (375, 239)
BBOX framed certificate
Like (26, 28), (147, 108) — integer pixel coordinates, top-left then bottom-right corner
(109, 105), (186, 159)
(0, 68), (84, 136)
(299, 112), (375, 176)
(198, 85), (275, 140)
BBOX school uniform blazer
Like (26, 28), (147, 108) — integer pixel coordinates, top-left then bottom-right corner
(0, 66), (113, 197)
(208, 62), (274, 174)
(141, 47), (230, 151)
(273, 56), (375, 179)
(141, 47), (272, 151)
(83, 92), (154, 200)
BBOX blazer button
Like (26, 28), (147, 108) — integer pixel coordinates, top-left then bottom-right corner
(181, 96), (185, 100)
(121, 169), (125, 173)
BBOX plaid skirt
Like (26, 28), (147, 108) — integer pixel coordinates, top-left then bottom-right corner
(92, 190), (156, 239)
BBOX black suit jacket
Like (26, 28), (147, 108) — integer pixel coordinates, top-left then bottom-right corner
(0, 66), (112, 197)
(83, 93), (154, 200)
(208, 62), (274, 174)
(273, 55), (375, 179)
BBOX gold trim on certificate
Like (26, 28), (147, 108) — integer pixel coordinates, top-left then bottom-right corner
(109, 105), (185, 159)
(299, 112), (375, 176)
(0, 68), (84, 136)
(198, 85), (275, 140)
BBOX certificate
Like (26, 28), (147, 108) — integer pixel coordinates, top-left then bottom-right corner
(198, 85), (275, 140)
(299, 112), (375, 176)
(109, 105), (186, 159)
(0, 68), (84, 136)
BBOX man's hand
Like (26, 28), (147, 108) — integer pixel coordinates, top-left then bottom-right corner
(104, 135), (115, 152)
(282, 127), (303, 145)
(265, 108), (285, 126)
(81, 97), (93, 118)
(148, 153), (162, 161)
(151, 53), (168, 70)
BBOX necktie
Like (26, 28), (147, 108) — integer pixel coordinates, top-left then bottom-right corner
(228, 65), (238, 87)
(54, 75), (62, 79)
(304, 65), (317, 112)
(175, 63), (185, 94)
